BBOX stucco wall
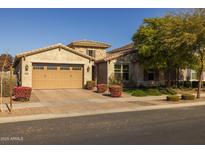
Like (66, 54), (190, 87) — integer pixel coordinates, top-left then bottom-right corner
(179, 69), (205, 81)
(106, 53), (166, 87)
(72, 47), (107, 60)
(19, 47), (94, 87)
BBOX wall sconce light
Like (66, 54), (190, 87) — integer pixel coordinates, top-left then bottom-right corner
(87, 66), (90, 72)
(25, 65), (29, 71)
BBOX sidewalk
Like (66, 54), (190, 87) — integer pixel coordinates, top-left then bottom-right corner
(1, 95), (205, 124)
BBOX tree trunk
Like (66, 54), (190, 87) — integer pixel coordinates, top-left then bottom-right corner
(197, 54), (204, 99)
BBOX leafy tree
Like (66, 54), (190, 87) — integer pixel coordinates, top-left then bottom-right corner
(133, 8), (205, 98)
(0, 54), (13, 72)
(180, 9), (205, 98)
(132, 15), (197, 87)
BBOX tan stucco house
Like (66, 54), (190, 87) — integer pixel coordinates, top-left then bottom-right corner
(14, 40), (203, 89)
(13, 40), (110, 89)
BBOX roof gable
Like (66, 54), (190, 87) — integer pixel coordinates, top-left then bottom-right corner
(96, 43), (137, 63)
(14, 44), (95, 65)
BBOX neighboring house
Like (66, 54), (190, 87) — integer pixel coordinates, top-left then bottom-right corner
(13, 40), (110, 89)
(96, 43), (205, 87)
(13, 40), (204, 90)
(96, 43), (166, 87)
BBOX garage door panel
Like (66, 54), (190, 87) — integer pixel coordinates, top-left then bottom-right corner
(32, 63), (83, 89)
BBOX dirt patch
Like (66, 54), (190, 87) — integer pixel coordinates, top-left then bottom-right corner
(126, 101), (158, 106)
(0, 107), (51, 117)
(30, 93), (40, 102)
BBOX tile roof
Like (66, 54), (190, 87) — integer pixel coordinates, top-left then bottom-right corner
(67, 40), (111, 49)
(96, 42), (137, 62)
(14, 43), (95, 66)
(109, 42), (134, 53)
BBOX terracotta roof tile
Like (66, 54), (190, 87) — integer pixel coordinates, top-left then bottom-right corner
(14, 43), (95, 66)
(67, 40), (111, 49)
(96, 42), (136, 62)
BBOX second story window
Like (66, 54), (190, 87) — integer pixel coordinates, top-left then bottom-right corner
(86, 50), (96, 57)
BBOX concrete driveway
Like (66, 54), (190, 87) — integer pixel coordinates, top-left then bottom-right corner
(31, 89), (135, 106)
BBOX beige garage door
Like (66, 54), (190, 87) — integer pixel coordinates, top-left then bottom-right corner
(32, 63), (83, 89)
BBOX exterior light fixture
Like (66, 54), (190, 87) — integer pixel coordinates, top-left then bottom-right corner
(25, 65), (29, 71)
(87, 66), (90, 72)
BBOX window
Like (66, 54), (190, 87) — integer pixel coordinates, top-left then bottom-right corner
(47, 66), (57, 70)
(86, 50), (96, 57)
(114, 65), (121, 80)
(123, 65), (129, 80)
(33, 66), (44, 70)
(192, 72), (198, 80)
(72, 66), (82, 70)
(114, 64), (129, 81)
(60, 66), (70, 70)
(148, 70), (155, 81)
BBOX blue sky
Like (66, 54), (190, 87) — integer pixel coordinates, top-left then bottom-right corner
(0, 8), (175, 56)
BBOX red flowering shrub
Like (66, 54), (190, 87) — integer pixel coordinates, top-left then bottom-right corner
(97, 84), (107, 93)
(109, 85), (122, 97)
(13, 86), (32, 101)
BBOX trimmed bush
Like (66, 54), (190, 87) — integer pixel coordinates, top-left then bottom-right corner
(145, 88), (161, 96)
(13, 87), (32, 102)
(192, 81), (199, 88)
(86, 81), (95, 90)
(159, 88), (176, 95)
(166, 95), (180, 101)
(109, 85), (122, 97)
(97, 84), (107, 93)
(181, 94), (195, 100)
(184, 81), (192, 88)
(166, 88), (177, 95)
(131, 90), (147, 96)
(124, 87), (177, 97)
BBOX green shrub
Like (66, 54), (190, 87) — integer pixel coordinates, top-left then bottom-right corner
(167, 95), (180, 101)
(130, 89), (147, 97)
(166, 88), (177, 95)
(124, 87), (177, 97)
(181, 94), (195, 100)
(145, 88), (161, 96)
(177, 81), (184, 88)
(123, 88), (133, 94)
(0, 76), (16, 97)
(86, 81), (96, 90)
(184, 81), (192, 88)
(192, 81), (199, 88)
(108, 75), (122, 85)
(159, 88), (176, 95)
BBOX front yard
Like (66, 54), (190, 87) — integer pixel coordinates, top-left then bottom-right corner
(124, 87), (177, 97)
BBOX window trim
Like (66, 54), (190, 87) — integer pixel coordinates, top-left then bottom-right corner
(114, 64), (129, 81)
(47, 66), (58, 70)
(86, 50), (96, 57)
(191, 71), (198, 80)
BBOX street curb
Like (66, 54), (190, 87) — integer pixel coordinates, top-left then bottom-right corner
(1, 101), (205, 124)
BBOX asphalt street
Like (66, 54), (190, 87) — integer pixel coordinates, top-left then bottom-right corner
(1, 105), (205, 144)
